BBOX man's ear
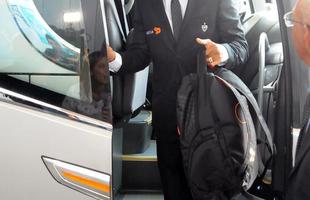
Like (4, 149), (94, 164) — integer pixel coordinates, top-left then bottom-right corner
(305, 27), (310, 54)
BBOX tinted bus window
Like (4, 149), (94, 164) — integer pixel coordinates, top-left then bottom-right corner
(0, 0), (112, 124)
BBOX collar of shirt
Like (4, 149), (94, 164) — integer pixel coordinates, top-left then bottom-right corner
(162, 0), (188, 32)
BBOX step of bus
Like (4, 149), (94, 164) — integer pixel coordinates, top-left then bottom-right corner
(122, 141), (162, 192)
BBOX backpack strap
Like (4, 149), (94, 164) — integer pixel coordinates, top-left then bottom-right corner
(214, 74), (274, 179)
(215, 69), (275, 156)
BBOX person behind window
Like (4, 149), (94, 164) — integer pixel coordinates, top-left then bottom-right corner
(284, 0), (310, 199)
(62, 51), (112, 123)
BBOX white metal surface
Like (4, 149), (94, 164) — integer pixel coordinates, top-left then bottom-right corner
(0, 100), (112, 200)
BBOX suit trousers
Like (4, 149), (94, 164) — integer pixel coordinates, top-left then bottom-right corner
(156, 130), (193, 200)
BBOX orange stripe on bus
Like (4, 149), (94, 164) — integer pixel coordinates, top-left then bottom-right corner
(62, 171), (110, 194)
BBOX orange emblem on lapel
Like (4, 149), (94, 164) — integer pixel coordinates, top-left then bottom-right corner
(153, 27), (161, 35)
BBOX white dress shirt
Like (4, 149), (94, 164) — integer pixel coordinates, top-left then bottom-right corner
(109, 0), (228, 72)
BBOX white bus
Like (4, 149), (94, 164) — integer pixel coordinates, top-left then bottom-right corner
(0, 0), (308, 199)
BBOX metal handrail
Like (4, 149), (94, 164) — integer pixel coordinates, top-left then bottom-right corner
(258, 32), (271, 112)
(257, 32), (270, 137)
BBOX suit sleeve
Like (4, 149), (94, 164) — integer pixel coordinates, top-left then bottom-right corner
(218, 0), (249, 69)
(117, 0), (151, 75)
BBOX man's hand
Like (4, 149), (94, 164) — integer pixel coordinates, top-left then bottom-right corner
(196, 38), (223, 68)
(107, 46), (116, 63)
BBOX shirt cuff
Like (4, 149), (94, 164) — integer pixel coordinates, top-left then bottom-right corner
(109, 53), (122, 73)
(217, 44), (229, 66)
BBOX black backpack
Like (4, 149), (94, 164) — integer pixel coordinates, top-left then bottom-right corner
(176, 54), (274, 200)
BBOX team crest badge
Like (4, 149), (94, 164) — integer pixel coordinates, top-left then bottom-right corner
(201, 22), (208, 32)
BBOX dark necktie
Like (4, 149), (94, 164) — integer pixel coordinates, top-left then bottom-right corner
(171, 0), (183, 40)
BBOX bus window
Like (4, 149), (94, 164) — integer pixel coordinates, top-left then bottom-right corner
(8, 0), (80, 71)
(0, 0), (112, 124)
(238, 0), (253, 22)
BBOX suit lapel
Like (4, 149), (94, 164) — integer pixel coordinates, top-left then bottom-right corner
(152, 0), (176, 52)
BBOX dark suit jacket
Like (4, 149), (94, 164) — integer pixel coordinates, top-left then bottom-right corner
(118, 0), (248, 141)
(286, 119), (310, 200)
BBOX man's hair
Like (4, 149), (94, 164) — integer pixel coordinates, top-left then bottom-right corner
(88, 51), (102, 70)
(88, 51), (107, 70)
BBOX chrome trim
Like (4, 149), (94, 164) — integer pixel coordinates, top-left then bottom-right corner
(42, 157), (111, 200)
(0, 87), (112, 131)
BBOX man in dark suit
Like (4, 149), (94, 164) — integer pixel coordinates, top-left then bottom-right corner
(108, 0), (248, 199)
(284, 0), (310, 199)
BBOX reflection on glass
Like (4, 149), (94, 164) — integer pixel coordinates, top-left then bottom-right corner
(63, 12), (81, 23)
(62, 50), (112, 123)
(60, 0), (113, 123)
(7, 0), (80, 71)
(0, 0), (113, 124)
